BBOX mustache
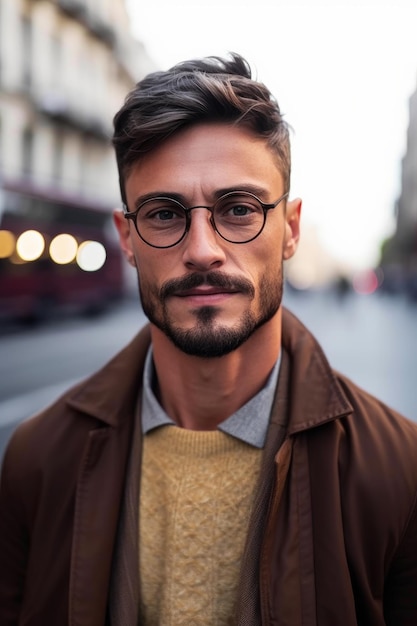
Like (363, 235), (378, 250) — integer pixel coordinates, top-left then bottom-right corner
(160, 271), (255, 299)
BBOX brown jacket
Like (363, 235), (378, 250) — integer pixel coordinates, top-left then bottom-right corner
(1, 309), (417, 625)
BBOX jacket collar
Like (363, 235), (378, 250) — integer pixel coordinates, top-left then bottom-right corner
(281, 307), (353, 434)
(65, 308), (353, 432)
(66, 324), (151, 427)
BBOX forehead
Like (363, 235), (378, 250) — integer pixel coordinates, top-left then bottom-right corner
(124, 122), (284, 203)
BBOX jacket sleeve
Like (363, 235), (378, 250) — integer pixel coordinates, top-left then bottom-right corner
(384, 494), (417, 625)
(0, 437), (29, 625)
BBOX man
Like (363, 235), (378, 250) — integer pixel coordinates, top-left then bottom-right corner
(1, 53), (417, 626)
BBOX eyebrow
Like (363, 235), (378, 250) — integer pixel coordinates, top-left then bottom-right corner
(132, 184), (271, 210)
(133, 192), (180, 210)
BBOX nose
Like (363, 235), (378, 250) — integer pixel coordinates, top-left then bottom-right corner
(181, 208), (226, 271)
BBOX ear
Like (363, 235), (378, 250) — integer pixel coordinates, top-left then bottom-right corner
(113, 209), (137, 267)
(283, 198), (302, 260)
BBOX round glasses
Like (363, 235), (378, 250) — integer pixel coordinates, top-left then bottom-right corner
(123, 190), (289, 249)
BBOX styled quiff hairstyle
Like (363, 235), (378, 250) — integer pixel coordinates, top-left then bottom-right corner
(112, 53), (291, 205)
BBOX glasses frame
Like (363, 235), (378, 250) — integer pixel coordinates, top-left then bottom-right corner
(123, 190), (289, 249)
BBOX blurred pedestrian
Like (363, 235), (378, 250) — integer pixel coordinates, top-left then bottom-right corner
(1, 53), (417, 625)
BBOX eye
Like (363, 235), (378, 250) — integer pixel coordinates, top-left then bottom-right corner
(229, 203), (253, 216)
(139, 199), (185, 223)
(216, 195), (262, 222)
(153, 209), (177, 221)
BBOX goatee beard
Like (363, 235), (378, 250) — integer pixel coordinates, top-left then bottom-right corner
(139, 270), (283, 358)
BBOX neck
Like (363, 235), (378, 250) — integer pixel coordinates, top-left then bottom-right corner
(150, 310), (282, 430)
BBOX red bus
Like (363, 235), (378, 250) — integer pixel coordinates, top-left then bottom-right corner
(0, 180), (125, 324)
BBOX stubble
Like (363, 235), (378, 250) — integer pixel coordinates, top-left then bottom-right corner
(137, 268), (283, 358)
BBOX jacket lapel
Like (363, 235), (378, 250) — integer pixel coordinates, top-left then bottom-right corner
(257, 310), (354, 624)
(65, 327), (151, 626)
(69, 423), (132, 626)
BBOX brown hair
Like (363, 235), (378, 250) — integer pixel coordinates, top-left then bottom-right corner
(112, 53), (291, 204)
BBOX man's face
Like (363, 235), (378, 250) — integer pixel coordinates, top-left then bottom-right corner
(114, 123), (301, 358)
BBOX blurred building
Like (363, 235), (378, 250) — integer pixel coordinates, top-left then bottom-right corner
(380, 78), (417, 297)
(0, 0), (155, 204)
(284, 223), (347, 291)
(0, 0), (156, 322)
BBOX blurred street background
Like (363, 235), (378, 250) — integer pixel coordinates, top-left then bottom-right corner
(0, 1), (416, 462)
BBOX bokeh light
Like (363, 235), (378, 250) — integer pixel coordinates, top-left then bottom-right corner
(0, 230), (15, 258)
(352, 269), (380, 295)
(49, 233), (78, 264)
(16, 230), (45, 261)
(76, 241), (106, 271)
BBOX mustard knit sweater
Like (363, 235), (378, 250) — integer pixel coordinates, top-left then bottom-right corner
(139, 425), (263, 625)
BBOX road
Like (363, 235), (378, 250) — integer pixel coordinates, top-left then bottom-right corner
(0, 289), (416, 462)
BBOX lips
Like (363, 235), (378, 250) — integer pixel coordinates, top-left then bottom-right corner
(177, 286), (237, 297)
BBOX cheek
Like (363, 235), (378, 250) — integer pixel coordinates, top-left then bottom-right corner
(241, 240), (283, 277)
(136, 251), (176, 287)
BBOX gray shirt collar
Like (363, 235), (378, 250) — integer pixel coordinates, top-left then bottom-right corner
(141, 347), (281, 449)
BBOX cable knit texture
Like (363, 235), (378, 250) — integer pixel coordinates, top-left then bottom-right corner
(139, 425), (263, 625)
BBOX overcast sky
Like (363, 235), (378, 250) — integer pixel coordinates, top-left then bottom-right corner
(127, 0), (417, 271)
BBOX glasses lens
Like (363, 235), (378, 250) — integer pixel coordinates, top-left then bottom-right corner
(213, 193), (264, 243)
(136, 198), (187, 247)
